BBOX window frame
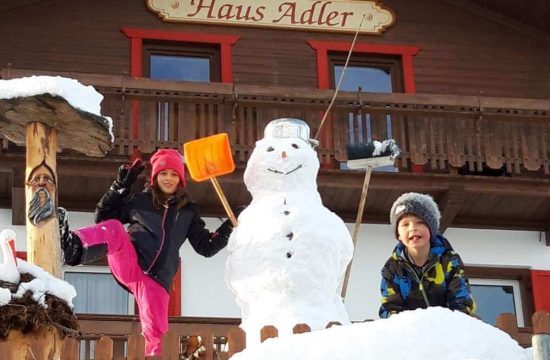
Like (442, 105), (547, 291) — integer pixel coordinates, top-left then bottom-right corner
(306, 40), (420, 92)
(143, 40), (222, 82)
(469, 278), (525, 326)
(465, 266), (534, 327)
(328, 52), (404, 93)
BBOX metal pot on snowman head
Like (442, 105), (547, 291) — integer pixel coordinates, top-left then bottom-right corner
(264, 118), (319, 148)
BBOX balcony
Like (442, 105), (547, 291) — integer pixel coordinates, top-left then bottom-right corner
(0, 68), (549, 232)
(47, 312), (548, 358)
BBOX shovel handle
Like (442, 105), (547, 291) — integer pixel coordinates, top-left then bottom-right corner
(340, 166), (373, 299)
(210, 177), (238, 227)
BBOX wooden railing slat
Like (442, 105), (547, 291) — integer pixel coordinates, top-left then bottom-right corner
(61, 337), (80, 360)
(127, 334), (146, 360)
(94, 336), (114, 360)
(161, 330), (179, 360)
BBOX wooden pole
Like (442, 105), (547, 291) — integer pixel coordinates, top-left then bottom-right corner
(533, 311), (550, 360)
(25, 122), (61, 277)
(340, 166), (372, 298)
(533, 335), (550, 360)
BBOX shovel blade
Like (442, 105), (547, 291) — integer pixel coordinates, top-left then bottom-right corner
(183, 133), (235, 182)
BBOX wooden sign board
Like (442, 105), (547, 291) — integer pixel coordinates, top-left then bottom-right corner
(147, 0), (395, 34)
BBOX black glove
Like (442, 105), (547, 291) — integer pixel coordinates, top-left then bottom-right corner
(215, 219), (234, 240)
(115, 158), (146, 189)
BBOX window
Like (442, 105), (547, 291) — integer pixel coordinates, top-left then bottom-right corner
(121, 28), (240, 145)
(465, 266), (534, 327)
(144, 41), (221, 82)
(329, 53), (402, 171)
(470, 278), (524, 326)
(329, 53), (402, 94)
(64, 267), (134, 315)
(307, 40), (419, 170)
(144, 42), (221, 142)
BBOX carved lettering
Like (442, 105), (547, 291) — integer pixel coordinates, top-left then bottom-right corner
(300, 1), (322, 25)
(255, 6), (266, 21)
(187, 0), (217, 18)
(218, 3), (234, 19)
(340, 11), (353, 27)
(274, 2), (298, 24)
(234, 4), (262, 21)
(148, 0), (395, 34)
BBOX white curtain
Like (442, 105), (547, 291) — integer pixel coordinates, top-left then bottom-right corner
(64, 272), (129, 315)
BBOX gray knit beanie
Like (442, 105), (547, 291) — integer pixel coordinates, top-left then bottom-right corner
(390, 192), (441, 240)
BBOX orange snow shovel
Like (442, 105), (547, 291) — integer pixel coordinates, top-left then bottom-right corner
(183, 133), (237, 226)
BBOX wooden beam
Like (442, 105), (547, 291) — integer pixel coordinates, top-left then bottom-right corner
(439, 186), (466, 234)
(11, 166), (25, 225)
(452, 217), (549, 232)
(440, 0), (550, 46)
(317, 171), (550, 198)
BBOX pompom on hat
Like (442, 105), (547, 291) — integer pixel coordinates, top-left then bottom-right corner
(150, 149), (186, 187)
(390, 192), (441, 240)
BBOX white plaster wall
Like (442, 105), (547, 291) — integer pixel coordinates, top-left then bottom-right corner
(2, 209), (549, 322)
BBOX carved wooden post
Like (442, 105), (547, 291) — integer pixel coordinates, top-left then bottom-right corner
(1, 81), (113, 360)
(25, 122), (61, 277)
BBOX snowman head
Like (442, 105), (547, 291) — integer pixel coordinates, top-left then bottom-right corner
(244, 118), (320, 196)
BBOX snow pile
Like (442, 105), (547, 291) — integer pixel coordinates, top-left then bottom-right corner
(0, 75), (113, 140)
(14, 259), (77, 308)
(1, 75), (103, 116)
(0, 287), (11, 306)
(231, 307), (531, 360)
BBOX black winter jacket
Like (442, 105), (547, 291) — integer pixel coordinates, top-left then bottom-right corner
(95, 184), (231, 292)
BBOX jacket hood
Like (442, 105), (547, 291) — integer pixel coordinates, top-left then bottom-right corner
(392, 234), (454, 261)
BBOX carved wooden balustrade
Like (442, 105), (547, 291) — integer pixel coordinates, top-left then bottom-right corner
(2, 69), (549, 177)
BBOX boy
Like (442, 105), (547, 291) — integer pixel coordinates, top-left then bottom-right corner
(379, 192), (476, 318)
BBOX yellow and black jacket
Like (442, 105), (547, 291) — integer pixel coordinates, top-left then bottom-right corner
(379, 235), (476, 318)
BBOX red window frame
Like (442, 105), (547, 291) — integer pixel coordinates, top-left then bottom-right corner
(307, 40), (421, 171)
(121, 28), (240, 144)
(531, 270), (550, 312)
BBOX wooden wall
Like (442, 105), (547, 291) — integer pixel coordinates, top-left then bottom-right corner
(0, 0), (550, 99)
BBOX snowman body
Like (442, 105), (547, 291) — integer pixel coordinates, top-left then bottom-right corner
(226, 133), (353, 343)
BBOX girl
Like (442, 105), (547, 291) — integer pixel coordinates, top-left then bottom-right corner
(59, 148), (234, 356)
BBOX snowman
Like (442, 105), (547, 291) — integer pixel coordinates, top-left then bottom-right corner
(226, 118), (354, 343)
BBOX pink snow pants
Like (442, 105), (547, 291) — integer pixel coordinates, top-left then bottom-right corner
(75, 219), (169, 356)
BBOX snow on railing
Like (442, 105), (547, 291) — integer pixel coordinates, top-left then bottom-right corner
(0, 313), (547, 359)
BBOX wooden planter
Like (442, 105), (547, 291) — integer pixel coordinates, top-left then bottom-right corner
(0, 326), (62, 360)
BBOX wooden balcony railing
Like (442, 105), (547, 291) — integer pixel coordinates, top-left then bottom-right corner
(22, 311), (546, 359)
(2, 69), (550, 176)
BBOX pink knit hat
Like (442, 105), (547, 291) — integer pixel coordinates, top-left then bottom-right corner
(150, 149), (186, 187)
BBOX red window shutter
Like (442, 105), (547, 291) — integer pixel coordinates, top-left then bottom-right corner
(167, 260), (182, 316)
(531, 270), (550, 312)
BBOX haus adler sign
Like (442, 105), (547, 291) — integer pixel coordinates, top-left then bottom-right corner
(147, 0), (395, 34)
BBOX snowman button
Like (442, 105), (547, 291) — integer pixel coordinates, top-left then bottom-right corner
(283, 210), (290, 215)
(286, 232), (294, 240)
(286, 251), (293, 258)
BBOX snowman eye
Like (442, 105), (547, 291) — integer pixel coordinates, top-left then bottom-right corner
(292, 143), (299, 149)
(267, 146), (274, 152)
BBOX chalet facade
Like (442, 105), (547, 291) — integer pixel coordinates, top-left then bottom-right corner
(0, 0), (549, 356)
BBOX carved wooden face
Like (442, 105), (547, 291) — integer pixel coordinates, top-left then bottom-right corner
(27, 165), (56, 226)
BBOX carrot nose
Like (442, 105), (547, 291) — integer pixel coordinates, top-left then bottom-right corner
(281, 151), (287, 158)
